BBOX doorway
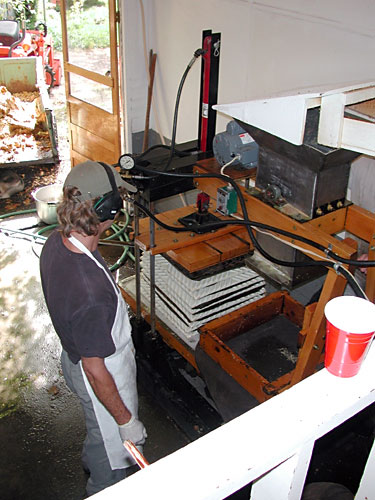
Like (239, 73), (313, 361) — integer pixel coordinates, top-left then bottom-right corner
(59, 0), (121, 166)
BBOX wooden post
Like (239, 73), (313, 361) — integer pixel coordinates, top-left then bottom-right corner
(291, 269), (347, 385)
(142, 50), (157, 153)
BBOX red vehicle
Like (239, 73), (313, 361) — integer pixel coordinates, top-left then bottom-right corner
(0, 18), (61, 88)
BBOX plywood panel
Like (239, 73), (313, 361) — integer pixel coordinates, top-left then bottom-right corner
(206, 233), (250, 260)
(69, 99), (118, 142)
(70, 123), (116, 164)
(167, 243), (221, 272)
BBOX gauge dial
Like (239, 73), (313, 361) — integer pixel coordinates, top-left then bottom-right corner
(119, 154), (135, 170)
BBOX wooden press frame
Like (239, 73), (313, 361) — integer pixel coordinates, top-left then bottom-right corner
(122, 159), (375, 402)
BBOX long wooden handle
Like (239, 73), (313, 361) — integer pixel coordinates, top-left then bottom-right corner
(142, 50), (157, 152)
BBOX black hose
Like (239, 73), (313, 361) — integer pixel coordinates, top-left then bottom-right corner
(133, 198), (330, 269)
(133, 196), (368, 299)
(162, 49), (206, 172)
(337, 265), (368, 299)
(136, 145), (192, 161)
(131, 163), (375, 271)
(129, 50), (205, 174)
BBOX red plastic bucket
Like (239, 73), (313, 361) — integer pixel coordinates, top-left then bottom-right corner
(324, 296), (375, 377)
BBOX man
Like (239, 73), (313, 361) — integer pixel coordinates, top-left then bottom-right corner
(40, 161), (146, 496)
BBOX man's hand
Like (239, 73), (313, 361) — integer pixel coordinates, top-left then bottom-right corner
(119, 416), (147, 446)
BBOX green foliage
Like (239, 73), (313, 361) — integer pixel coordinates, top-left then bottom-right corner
(46, 4), (109, 51)
(3, 0), (38, 25)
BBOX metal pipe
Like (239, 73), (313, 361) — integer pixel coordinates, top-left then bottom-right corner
(134, 193), (142, 322)
(149, 216), (156, 334)
(0, 227), (46, 242)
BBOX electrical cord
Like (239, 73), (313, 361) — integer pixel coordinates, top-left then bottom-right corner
(127, 164), (375, 299)
(220, 155), (241, 176)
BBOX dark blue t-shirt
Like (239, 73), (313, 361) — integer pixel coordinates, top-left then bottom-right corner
(40, 230), (117, 364)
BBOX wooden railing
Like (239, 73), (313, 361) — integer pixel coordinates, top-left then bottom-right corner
(93, 343), (375, 500)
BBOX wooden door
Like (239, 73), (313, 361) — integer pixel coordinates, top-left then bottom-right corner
(60, 0), (121, 167)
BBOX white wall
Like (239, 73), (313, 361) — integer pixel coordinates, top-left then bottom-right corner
(120, 0), (375, 150)
(248, 0), (375, 97)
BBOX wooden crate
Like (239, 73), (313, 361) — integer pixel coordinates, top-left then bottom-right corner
(199, 291), (307, 403)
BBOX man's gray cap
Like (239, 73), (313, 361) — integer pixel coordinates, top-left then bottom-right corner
(63, 161), (137, 201)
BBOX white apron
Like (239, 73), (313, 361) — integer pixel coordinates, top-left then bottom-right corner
(69, 235), (137, 469)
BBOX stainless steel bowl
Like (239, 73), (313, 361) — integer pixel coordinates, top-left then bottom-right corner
(32, 184), (63, 224)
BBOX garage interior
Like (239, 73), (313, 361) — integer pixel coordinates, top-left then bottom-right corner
(1, 1), (375, 499)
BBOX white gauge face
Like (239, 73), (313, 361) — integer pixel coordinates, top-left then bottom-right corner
(120, 155), (135, 170)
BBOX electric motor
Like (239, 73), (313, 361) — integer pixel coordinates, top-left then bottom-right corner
(213, 120), (259, 168)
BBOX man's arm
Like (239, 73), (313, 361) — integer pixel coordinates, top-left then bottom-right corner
(81, 356), (131, 425)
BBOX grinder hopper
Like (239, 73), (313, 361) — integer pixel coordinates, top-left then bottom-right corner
(237, 108), (360, 220)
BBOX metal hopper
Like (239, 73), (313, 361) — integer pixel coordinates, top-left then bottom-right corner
(237, 108), (360, 220)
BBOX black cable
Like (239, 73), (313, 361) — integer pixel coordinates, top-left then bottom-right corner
(127, 49), (206, 174)
(132, 197), (368, 299)
(133, 198), (329, 268)
(131, 163), (375, 271)
(162, 49), (207, 172)
(326, 251), (375, 268)
(136, 144), (192, 161)
(336, 265), (368, 299)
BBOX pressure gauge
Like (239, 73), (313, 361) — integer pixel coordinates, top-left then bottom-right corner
(119, 154), (135, 170)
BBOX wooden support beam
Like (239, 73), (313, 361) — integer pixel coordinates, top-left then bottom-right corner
(291, 269), (347, 385)
(195, 167), (355, 261)
(345, 205), (375, 302)
(305, 208), (346, 234)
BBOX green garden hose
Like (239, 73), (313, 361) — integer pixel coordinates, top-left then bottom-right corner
(0, 208), (134, 271)
(0, 208), (37, 219)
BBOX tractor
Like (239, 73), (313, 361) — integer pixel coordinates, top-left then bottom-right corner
(0, 16), (61, 89)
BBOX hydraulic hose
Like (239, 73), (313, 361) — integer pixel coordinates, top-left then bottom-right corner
(122, 47), (205, 172)
(136, 144), (192, 162)
(130, 164), (375, 269)
(128, 165), (375, 300)
(162, 48), (207, 172)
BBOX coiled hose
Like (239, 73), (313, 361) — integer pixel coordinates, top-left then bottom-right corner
(0, 208), (134, 271)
